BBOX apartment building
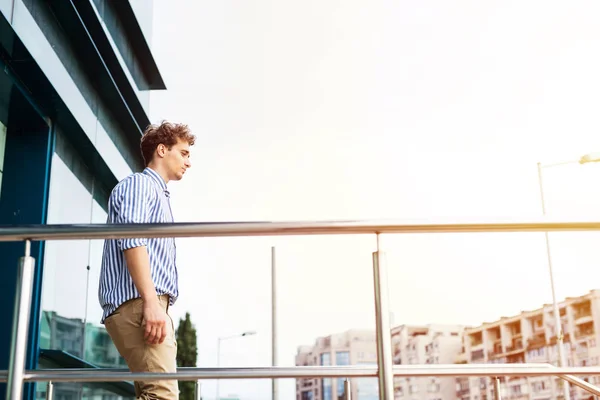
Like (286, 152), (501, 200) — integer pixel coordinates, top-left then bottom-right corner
(392, 324), (465, 400)
(296, 329), (379, 400)
(456, 289), (600, 400)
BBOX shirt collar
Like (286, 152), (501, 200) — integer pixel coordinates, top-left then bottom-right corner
(143, 167), (169, 194)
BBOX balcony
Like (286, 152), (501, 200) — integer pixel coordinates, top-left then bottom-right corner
(469, 332), (484, 348)
(507, 321), (523, 339)
(530, 317), (545, 333)
(575, 315), (594, 325)
(493, 342), (503, 354)
(573, 301), (592, 322)
(575, 321), (595, 339)
(549, 333), (571, 345)
(507, 353), (526, 363)
(487, 327), (502, 344)
(504, 338), (525, 356)
(471, 349), (485, 362)
(527, 334), (546, 350)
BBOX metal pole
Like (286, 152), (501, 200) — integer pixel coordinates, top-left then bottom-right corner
(216, 338), (221, 400)
(12, 364), (600, 381)
(537, 162), (570, 400)
(344, 378), (351, 400)
(11, 219), (600, 242)
(6, 240), (36, 400)
(271, 246), (278, 400)
(45, 381), (54, 400)
(493, 377), (501, 400)
(194, 380), (200, 400)
(373, 234), (394, 400)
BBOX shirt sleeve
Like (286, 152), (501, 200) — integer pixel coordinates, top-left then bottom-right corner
(112, 175), (157, 250)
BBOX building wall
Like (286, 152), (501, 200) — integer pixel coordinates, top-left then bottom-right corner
(391, 324), (465, 400)
(456, 289), (600, 400)
(0, 0), (164, 399)
(296, 330), (379, 400)
(297, 326), (465, 400)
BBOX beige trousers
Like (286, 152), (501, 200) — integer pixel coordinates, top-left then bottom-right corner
(104, 295), (179, 399)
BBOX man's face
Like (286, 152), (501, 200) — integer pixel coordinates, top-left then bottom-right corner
(161, 139), (191, 181)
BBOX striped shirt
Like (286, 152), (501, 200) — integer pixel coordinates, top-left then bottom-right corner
(98, 167), (178, 323)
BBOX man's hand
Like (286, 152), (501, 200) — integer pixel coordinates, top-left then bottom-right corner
(142, 298), (168, 345)
(123, 247), (167, 344)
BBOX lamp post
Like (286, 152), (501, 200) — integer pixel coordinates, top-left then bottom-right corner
(216, 331), (257, 400)
(271, 246), (278, 400)
(537, 152), (600, 400)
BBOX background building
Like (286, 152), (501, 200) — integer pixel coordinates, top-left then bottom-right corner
(456, 289), (600, 400)
(38, 311), (131, 400)
(296, 330), (379, 400)
(0, 0), (164, 399)
(392, 324), (465, 400)
(296, 325), (465, 400)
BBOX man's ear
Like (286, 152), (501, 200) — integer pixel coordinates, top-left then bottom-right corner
(156, 144), (166, 158)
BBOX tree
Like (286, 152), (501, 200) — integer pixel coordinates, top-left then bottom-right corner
(176, 312), (198, 400)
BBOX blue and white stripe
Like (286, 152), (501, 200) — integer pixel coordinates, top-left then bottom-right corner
(98, 167), (178, 323)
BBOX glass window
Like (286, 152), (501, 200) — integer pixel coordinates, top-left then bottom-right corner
(320, 353), (332, 400)
(336, 351), (350, 366)
(336, 351), (350, 399)
(356, 363), (379, 400)
(39, 136), (130, 399)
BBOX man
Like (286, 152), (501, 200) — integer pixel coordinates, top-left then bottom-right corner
(99, 121), (195, 399)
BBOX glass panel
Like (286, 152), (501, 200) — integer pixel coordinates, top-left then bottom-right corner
(35, 381), (135, 400)
(40, 145), (128, 399)
(42, 154), (93, 324)
(0, 120), (6, 172)
(0, 120), (6, 196)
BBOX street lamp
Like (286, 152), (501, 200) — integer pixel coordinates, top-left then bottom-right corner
(271, 246), (278, 400)
(216, 331), (257, 400)
(537, 152), (600, 400)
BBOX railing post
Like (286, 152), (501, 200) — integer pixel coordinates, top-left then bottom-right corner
(494, 377), (502, 400)
(45, 381), (54, 400)
(373, 234), (394, 400)
(344, 378), (351, 400)
(194, 380), (200, 400)
(6, 240), (35, 400)
(271, 246), (278, 400)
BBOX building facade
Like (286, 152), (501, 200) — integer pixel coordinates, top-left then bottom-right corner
(456, 289), (600, 400)
(392, 324), (465, 400)
(0, 0), (164, 399)
(296, 330), (380, 400)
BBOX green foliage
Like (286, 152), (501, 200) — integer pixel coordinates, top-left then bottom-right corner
(176, 312), (198, 400)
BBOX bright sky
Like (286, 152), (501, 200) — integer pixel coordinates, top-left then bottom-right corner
(147, 1), (600, 400)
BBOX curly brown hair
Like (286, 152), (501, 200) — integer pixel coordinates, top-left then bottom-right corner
(140, 121), (196, 166)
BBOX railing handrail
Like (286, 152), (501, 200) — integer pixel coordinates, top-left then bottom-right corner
(2, 217), (600, 241)
(6, 218), (600, 399)
(0, 364), (597, 382)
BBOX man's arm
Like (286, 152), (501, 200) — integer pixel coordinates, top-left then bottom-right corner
(114, 176), (167, 345)
(123, 247), (167, 345)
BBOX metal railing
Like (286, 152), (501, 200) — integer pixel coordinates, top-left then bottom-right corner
(4, 218), (600, 400)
